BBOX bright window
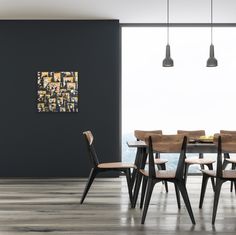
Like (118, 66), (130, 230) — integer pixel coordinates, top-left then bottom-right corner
(122, 26), (236, 172)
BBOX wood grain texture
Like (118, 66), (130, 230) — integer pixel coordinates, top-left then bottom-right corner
(0, 177), (235, 234)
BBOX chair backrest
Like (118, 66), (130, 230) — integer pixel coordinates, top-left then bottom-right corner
(219, 134), (236, 153)
(216, 134), (236, 177)
(145, 134), (187, 180)
(177, 130), (205, 139)
(83, 130), (99, 167)
(220, 130), (236, 135)
(134, 130), (162, 141)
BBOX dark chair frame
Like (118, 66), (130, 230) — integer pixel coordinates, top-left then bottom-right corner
(220, 130), (236, 192)
(80, 131), (135, 204)
(177, 130), (215, 191)
(199, 135), (236, 224)
(134, 130), (168, 193)
(140, 135), (195, 225)
(222, 152), (236, 192)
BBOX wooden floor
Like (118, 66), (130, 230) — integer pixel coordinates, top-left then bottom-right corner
(0, 176), (235, 235)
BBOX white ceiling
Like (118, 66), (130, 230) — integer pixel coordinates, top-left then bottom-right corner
(0, 0), (235, 23)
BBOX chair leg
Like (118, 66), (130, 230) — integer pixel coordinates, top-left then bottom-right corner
(131, 173), (143, 208)
(223, 153), (231, 191)
(222, 160), (229, 170)
(223, 153), (230, 169)
(199, 153), (205, 171)
(131, 168), (137, 189)
(80, 168), (97, 204)
(177, 181), (196, 225)
(156, 164), (165, 187)
(230, 163), (236, 192)
(140, 176), (148, 209)
(234, 180), (236, 195)
(174, 182), (181, 209)
(184, 163), (190, 185)
(141, 179), (155, 224)
(212, 179), (224, 225)
(206, 163), (215, 192)
(124, 168), (133, 204)
(199, 174), (209, 209)
(160, 164), (168, 193)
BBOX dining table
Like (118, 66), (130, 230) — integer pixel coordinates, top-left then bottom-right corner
(127, 140), (218, 208)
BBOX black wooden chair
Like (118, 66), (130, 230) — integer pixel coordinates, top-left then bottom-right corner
(177, 130), (215, 191)
(199, 134), (236, 224)
(80, 130), (136, 204)
(134, 130), (168, 195)
(139, 134), (195, 224)
(220, 130), (236, 192)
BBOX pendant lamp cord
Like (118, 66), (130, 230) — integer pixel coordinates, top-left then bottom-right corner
(167, 0), (169, 45)
(211, 0), (213, 44)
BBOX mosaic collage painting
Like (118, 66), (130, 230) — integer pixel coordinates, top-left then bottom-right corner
(37, 71), (79, 112)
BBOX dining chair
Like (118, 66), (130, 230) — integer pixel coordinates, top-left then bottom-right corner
(134, 130), (168, 194)
(220, 130), (236, 192)
(177, 130), (215, 190)
(140, 134), (195, 225)
(80, 130), (136, 204)
(199, 134), (236, 224)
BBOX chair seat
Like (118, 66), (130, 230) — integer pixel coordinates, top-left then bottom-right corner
(202, 169), (236, 179)
(226, 158), (236, 164)
(98, 162), (136, 169)
(146, 158), (168, 164)
(140, 169), (176, 179)
(201, 169), (216, 177)
(185, 158), (215, 165)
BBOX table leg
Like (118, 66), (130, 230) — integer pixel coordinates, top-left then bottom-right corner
(131, 147), (147, 208)
(130, 148), (142, 189)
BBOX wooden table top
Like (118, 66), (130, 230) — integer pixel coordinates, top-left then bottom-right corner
(127, 140), (217, 153)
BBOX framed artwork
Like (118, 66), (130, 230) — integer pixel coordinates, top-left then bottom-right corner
(37, 71), (79, 112)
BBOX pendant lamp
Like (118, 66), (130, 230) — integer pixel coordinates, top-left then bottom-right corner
(163, 0), (173, 67)
(207, 0), (218, 67)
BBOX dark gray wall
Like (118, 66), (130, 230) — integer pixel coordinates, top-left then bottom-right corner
(0, 20), (120, 177)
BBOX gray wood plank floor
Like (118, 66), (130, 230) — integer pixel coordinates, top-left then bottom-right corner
(0, 176), (235, 235)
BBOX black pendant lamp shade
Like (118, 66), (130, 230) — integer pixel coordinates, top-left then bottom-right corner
(163, 0), (174, 67)
(207, 44), (218, 67)
(207, 0), (218, 67)
(163, 44), (174, 67)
